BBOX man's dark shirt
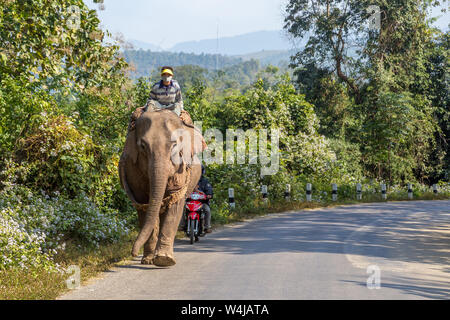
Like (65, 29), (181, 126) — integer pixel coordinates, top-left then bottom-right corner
(198, 176), (213, 205)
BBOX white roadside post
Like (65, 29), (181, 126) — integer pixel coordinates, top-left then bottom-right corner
(332, 184), (338, 202)
(381, 184), (387, 200)
(408, 183), (413, 200)
(262, 185), (268, 203)
(356, 183), (362, 200)
(433, 184), (438, 195)
(285, 184), (291, 201)
(228, 188), (235, 209)
(306, 183), (312, 202)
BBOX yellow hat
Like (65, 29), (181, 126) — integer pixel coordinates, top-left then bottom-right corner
(161, 68), (174, 76)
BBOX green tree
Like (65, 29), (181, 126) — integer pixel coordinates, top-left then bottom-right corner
(173, 65), (208, 91)
(0, 0), (128, 153)
(0, 0), (126, 92)
(284, 0), (446, 183)
(294, 62), (358, 139)
(425, 31), (449, 181)
(284, 0), (368, 103)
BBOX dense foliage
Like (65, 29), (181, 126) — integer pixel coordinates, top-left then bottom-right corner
(0, 0), (448, 274)
(0, 0), (134, 271)
(285, 0), (449, 183)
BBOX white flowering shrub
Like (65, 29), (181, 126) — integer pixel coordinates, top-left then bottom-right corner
(0, 210), (56, 271)
(0, 184), (130, 271)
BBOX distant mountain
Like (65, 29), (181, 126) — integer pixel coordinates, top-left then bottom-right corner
(169, 30), (292, 55)
(129, 39), (163, 51)
(122, 50), (243, 79)
(122, 30), (302, 79)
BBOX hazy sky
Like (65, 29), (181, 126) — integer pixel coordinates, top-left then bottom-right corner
(86, 0), (289, 49)
(85, 0), (448, 49)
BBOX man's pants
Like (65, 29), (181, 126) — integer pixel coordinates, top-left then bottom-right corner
(203, 203), (211, 229)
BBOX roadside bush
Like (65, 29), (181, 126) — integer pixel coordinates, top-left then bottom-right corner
(12, 112), (96, 196)
(0, 183), (130, 271)
(0, 209), (57, 272)
(0, 74), (56, 156)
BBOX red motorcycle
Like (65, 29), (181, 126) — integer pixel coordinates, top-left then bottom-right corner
(184, 190), (207, 244)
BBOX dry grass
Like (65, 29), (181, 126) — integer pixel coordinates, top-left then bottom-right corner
(0, 232), (136, 300)
(0, 268), (65, 300)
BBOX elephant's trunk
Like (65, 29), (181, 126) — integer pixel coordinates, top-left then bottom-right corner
(131, 161), (168, 257)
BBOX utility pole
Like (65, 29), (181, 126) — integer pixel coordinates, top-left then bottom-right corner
(216, 21), (219, 71)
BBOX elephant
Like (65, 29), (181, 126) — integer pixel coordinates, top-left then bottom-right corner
(118, 109), (203, 267)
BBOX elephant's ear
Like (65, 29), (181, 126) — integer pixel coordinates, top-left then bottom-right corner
(123, 129), (139, 165)
(169, 124), (204, 167)
(185, 124), (204, 157)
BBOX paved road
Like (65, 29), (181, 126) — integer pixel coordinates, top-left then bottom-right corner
(60, 200), (450, 300)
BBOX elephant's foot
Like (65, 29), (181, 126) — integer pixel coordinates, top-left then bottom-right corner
(131, 247), (140, 257)
(153, 254), (176, 267)
(141, 255), (154, 265)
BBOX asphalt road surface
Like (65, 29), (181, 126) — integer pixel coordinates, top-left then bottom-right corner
(60, 200), (450, 300)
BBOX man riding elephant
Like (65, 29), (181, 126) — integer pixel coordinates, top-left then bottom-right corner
(147, 66), (184, 116)
(119, 109), (203, 267)
(129, 66), (197, 130)
(129, 66), (206, 153)
(119, 66), (207, 267)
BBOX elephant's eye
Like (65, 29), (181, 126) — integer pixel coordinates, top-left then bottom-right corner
(138, 140), (146, 151)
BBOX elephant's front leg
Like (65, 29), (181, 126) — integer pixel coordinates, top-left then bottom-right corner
(153, 199), (185, 267)
(138, 208), (159, 265)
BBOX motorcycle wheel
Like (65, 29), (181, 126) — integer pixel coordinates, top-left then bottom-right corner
(189, 219), (195, 245)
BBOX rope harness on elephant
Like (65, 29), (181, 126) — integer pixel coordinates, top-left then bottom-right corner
(132, 166), (192, 213)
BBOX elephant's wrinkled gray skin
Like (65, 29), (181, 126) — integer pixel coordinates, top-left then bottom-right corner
(119, 109), (202, 267)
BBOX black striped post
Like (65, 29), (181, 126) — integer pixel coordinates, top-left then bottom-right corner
(284, 184), (291, 201)
(381, 184), (387, 200)
(332, 184), (338, 201)
(433, 184), (438, 194)
(262, 185), (268, 203)
(356, 183), (362, 200)
(306, 183), (312, 202)
(228, 188), (235, 209)
(408, 183), (413, 200)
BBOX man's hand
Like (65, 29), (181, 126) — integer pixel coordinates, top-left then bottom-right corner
(132, 106), (146, 118)
(179, 109), (192, 124)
